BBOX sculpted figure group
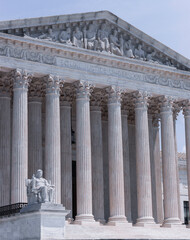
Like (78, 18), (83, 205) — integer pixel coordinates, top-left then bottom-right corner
(23, 22), (169, 65)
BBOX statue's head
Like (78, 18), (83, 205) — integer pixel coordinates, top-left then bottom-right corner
(48, 28), (53, 34)
(36, 169), (43, 178)
(67, 28), (71, 34)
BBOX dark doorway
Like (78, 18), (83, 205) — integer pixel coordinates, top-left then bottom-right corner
(184, 201), (189, 225)
(72, 161), (77, 219)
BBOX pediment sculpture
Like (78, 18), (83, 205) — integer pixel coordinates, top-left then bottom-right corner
(23, 21), (173, 67)
(25, 169), (55, 204)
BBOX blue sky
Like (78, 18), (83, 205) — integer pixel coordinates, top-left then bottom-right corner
(0, 0), (189, 152)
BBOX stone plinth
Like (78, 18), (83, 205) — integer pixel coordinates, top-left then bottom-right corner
(0, 203), (70, 240)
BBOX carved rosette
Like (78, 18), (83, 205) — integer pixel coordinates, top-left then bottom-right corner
(12, 69), (32, 91)
(183, 100), (190, 117)
(159, 96), (174, 113)
(60, 86), (73, 106)
(0, 74), (12, 97)
(90, 92), (103, 111)
(74, 80), (94, 100)
(106, 86), (123, 105)
(133, 91), (150, 109)
(45, 74), (63, 95)
(28, 78), (43, 102)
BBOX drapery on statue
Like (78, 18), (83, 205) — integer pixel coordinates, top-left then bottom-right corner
(25, 169), (55, 204)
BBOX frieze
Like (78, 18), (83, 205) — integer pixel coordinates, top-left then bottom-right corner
(1, 43), (190, 92)
(0, 45), (56, 65)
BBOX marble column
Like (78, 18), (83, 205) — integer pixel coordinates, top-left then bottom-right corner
(60, 98), (72, 218)
(149, 114), (163, 224)
(152, 117), (163, 224)
(11, 69), (31, 204)
(121, 109), (131, 222)
(183, 100), (190, 228)
(28, 96), (42, 178)
(173, 109), (182, 221)
(45, 75), (62, 204)
(102, 112), (110, 222)
(134, 91), (155, 226)
(90, 99), (105, 223)
(0, 86), (11, 206)
(74, 80), (95, 223)
(107, 86), (128, 225)
(160, 96), (181, 227)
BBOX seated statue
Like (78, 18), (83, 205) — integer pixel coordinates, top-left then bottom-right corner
(109, 29), (123, 56)
(124, 39), (134, 58)
(72, 26), (84, 48)
(97, 23), (110, 52)
(58, 28), (72, 45)
(25, 169), (55, 204)
(84, 24), (98, 50)
(134, 44), (145, 60)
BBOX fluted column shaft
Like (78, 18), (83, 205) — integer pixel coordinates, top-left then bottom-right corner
(102, 116), (110, 222)
(160, 97), (181, 227)
(60, 101), (72, 218)
(45, 75), (61, 204)
(152, 119), (163, 224)
(173, 114), (182, 221)
(0, 92), (11, 206)
(28, 97), (42, 177)
(183, 101), (190, 228)
(121, 110), (131, 222)
(134, 92), (154, 226)
(91, 105), (105, 223)
(107, 87), (127, 224)
(11, 69), (30, 203)
(75, 81), (94, 222)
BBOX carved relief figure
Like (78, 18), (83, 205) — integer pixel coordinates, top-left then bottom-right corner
(26, 169), (55, 204)
(84, 24), (98, 50)
(59, 28), (72, 45)
(72, 26), (84, 48)
(38, 28), (56, 42)
(134, 44), (145, 60)
(97, 23), (110, 52)
(146, 50), (158, 62)
(110, 29), (123, 56)
(6, 20), (178, 68)
(124, 39), (134, 58)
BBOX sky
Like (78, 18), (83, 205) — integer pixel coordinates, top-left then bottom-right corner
(0, 0), (189, 152)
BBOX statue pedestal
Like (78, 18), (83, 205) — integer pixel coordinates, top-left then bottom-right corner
(0, 203), (70, 240)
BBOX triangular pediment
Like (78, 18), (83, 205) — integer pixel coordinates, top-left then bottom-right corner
(0, 11), (189, 71)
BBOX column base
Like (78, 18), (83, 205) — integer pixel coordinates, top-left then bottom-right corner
(162, 218), (184, 228)
(134, 217), (156, 227)
(97, 218), (106, 225)
(74, 214), (99, 225)
(186, 224), (190, 228)
(107, 215), (132, 227)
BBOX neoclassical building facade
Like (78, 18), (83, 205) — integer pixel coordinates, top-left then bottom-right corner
(0, 11), (190, 230)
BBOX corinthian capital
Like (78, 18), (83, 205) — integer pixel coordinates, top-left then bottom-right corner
(74, 80), (94, 99)
(106, 86), (123, 104)
(133, 91), (150, 108)
(159, 96), (174, 113)
(182, 100), (190, 117)
(12, 69), (32, 90)
(45, 75), (64, 95)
